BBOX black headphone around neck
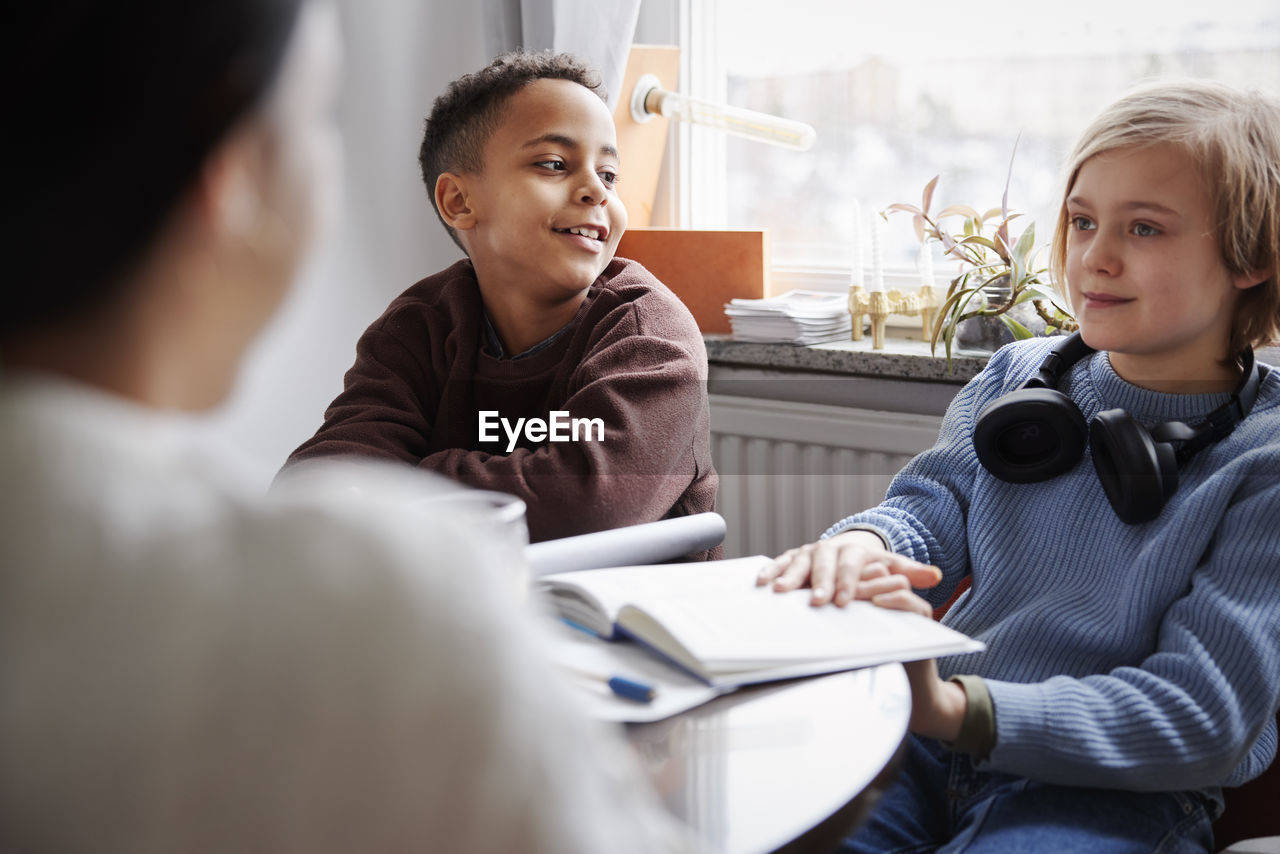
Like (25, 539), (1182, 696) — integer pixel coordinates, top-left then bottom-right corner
(972, 333), (1261, 524)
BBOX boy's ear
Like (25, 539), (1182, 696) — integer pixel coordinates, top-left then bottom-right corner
(435, 172), (476, 231)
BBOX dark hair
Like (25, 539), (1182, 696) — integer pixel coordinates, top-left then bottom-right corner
(3, 0), (305, 344)
(418, 50), (604, 251)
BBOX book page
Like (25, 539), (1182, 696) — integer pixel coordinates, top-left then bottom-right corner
(540, 556), (982, 687)
(623, 589), (978, 673)
(537, 556), (772, 638)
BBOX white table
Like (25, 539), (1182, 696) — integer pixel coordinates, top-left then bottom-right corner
(626, 664), (911, 854)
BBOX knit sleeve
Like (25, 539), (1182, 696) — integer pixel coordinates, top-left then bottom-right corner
(420, 302), (713, 541)
(282, 315), (438, 469)
(983, 459), (1280, 790)
(823, 344), (1023, 604)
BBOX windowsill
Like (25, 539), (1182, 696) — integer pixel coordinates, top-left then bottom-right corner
(705, 336), (1280, 419)
(704, 334), (987, 384)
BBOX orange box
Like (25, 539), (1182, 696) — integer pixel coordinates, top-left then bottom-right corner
(616, 228), (771, 335)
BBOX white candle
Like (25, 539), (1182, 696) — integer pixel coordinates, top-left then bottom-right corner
(920, 243), (935, 289)
(850, 200), (864, 288)
(870, 214), (885, 292)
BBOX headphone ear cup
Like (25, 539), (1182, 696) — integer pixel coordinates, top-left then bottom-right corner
(1089, 409), (1179, 524)
(974, 388), (1089, 483)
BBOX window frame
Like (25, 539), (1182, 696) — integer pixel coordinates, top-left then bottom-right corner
(678, 0), (927, 300)
(675, 0), (1280, 307)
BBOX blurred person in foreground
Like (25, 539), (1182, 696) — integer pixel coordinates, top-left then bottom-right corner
(0, 2), (700, 852)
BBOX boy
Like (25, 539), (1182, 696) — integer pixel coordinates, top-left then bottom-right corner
(284, 51), (718, 551)
(761, 81), (1280, 850)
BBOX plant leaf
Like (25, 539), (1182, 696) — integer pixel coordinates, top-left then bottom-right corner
(934, 287), (977, 326)
(921, 175), (939, 216)
(1022, 281), (1063, 302)
(912, 214), (926, 243)
(994, 223), (1012, 261)
(1001, 133), (1022, 220)
(956, 235), (1001, 253)
(939, 230), (959, 254)
(1000, 314), (1033, 340)
(937, 204), (981, 221)
(937, 285), (989, 331)
(1011, 221), (1037, 264)
(885, 202), (922, 215)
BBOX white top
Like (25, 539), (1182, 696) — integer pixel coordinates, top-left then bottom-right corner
(0, 373), (700, 854)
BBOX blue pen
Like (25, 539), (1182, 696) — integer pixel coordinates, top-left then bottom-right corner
(604, 674), (657, 703)
(559, 620), (657, 703)
(564, 667), (656, 703)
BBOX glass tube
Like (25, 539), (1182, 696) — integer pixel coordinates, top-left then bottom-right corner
(630, 75), (816, 151)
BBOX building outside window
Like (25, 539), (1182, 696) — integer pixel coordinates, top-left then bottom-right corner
(683, 0), (1280, 296)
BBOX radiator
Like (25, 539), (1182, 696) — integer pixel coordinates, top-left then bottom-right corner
(709, 394), (943, 559)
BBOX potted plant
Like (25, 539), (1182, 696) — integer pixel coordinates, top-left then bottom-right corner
(886, 170), (1077, 365)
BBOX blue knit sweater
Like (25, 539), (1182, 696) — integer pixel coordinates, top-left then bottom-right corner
(829, 337), (1280, 797)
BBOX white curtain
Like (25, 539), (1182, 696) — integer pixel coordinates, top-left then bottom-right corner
(519, 0), (643, 107)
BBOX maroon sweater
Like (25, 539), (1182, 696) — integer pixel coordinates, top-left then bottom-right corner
(286, 258), (719, 554)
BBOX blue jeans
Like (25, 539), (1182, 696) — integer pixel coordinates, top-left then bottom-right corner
(841, 735), (1216, 854)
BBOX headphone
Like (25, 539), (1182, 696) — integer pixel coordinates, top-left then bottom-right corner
(973, 333), (1260, 524)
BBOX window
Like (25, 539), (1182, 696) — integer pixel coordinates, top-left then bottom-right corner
(683, 0), (1280, 293)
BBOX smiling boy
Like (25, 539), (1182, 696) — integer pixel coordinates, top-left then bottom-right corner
(284, 51), (718, 551)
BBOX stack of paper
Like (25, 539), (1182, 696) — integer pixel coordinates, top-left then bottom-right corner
(724, 290), (852, 344)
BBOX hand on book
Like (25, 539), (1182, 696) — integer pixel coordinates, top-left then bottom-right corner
(758, 530), (942, 609)
(760, 535), (966, 740)
(540, 555), (983, 706)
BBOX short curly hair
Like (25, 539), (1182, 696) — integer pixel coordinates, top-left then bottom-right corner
(418, 50), (604, 251)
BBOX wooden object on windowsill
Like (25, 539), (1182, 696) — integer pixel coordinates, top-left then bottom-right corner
(617, 228), (771, 335)
(849, 284), (938, 350)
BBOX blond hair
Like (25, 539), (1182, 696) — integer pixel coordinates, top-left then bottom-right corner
(1049, 80), (1280, 356)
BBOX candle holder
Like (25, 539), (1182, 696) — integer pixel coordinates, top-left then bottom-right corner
(849, 284), (939, 349)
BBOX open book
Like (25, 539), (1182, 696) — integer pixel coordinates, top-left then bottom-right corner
(538, 555), (983, 690)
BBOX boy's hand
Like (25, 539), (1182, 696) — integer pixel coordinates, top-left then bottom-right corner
(902, 658), (967, 741)
(756, 530), (942, 607)
(759, 533), (966, 739)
